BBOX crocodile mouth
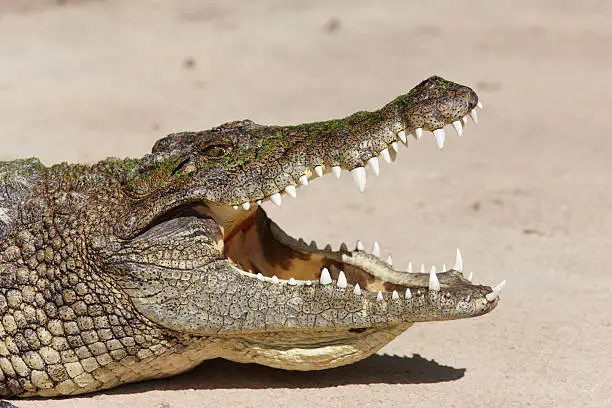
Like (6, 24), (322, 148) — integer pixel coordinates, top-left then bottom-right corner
(192, 102), (505, 309)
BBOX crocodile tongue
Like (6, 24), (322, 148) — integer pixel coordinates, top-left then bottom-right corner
(222, 206), (466, 294)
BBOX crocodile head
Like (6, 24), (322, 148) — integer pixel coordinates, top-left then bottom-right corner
(107, 76), (503, 370)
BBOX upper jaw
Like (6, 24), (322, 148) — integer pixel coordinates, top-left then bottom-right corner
(218, 83), (482, 211)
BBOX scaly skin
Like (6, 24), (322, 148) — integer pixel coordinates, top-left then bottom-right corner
(0, 76), (501, 397)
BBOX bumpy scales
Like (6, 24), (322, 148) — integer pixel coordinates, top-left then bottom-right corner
(0, 76), (501, 397)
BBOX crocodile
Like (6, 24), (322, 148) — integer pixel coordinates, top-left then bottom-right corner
(0, 76), (504, 397)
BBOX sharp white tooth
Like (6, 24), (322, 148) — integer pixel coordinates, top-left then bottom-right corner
(429, 266), (440, 291)
(415, 127), (423, 139)
(462, 115), (468, 125)
(270, 193), (282, 206)
(332, 166), (342, 178)
(392, 290), (399, 300)
(386, 254), (393, 266)
(241, 202), (251, 210)
(285, 185), (297, 198)
(257, 273), (265, 281)
(256, 200), (262, 205)
(337, 271), (347, 288)
(391, 141), (399, 152)
(398, 130), (407, 144)
(380, 148), (391, 164)
(272, 275), (279, 284)
(351, 167), (367, 192)
(454, 248), (464, 272)
(288, 277), (297, 286)
(356, 240), (365, 251)
(477, 101), (483, 110)
(452, 120), (463, 136)
(324, 244), (332, 251)
(485, 280), (506, 302)
(469, 109), (479, 124)
(442, 264), (447, 272)
(467, 271), (473, 282)
(433, 128), (446, 149)
(353, 283), (362, 296)
(367, 157), (380, 176)
(372, 241), (381, 257)
(232, 205), (239, 210)
(420, 264), (425, 274)
(305, 280), (312, 286)
(310, 240), (317, 249)
(314, 165), (324, 177)
(407, 262), (413, 273)
(320, 268), (332, 285)
(376, 291), (384, 302)
(298, 175), (309, 186)
(404, 288), (412, 299)
(340, 242), (348, 251)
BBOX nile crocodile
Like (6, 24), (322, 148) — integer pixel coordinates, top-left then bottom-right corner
(0, 76), (504, 397)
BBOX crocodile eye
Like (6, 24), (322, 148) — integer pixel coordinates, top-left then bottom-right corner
(203, 145), (229, 158)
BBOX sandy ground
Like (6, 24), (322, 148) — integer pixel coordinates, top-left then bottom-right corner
(0, 1), (611, 407)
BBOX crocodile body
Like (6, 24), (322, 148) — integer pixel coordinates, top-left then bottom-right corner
(0, 76), (502, 397)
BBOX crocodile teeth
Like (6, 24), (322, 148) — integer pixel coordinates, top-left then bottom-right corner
(404, 288), (412, 299)
(355, 240), (365, 251)
(386, 254), (393, 266)
(415, 127), (423, 139)
(390, 141), (399, 152)
(339, 242), (348, 251)
(232, 205), (239, 210)
(398, 130), (407, 144)
(477, 101), (483, 109)
(485, 280), (506, 302)
(467, 271), (473, 282)
(452, 120), (463, 136)
(272, 275), (279, 284)
(241, 202), (251, 210)
(337, 271), (347, 288)
(407, 262), (413, 273)
(285, 185), (297, 198)
(372, 241), (381, 257)
(270, 193), (282, 207)
(462, 115), (469, 125)
(429, 266), (440, 291)
(380, 148), (391, 164)
(441, 264), (447, 272)
(305, 280), (312, 286)
(351, 167), (367, 192)
(332, 166), (342, 178)
(256, 200), (262, 205)
(298, 175), (309, 186)
(257, 273), (265, 281)
(367, 157), (380, 176)
(454, 248), (464, 272)
(433, 128), (446, 149)
(376, 291), (384, 301)
(320, 268), (332, 285)
(288, 277), (297, 286)
(392, 290), (400, 300)
(314, 165), (324, 177)
(420, 264), (425, 273)
(353, 283), (362, 296)
(469, 109), (479, 124)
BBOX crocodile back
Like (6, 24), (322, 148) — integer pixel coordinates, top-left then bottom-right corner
(0, 159), (44, 240)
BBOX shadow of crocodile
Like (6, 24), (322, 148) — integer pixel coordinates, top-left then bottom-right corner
(105, 353), (465, 394)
